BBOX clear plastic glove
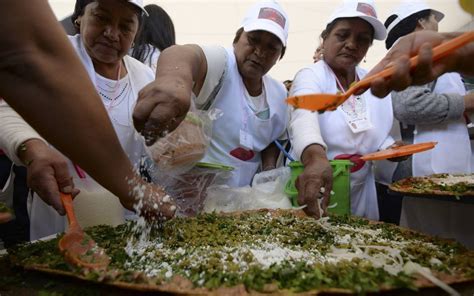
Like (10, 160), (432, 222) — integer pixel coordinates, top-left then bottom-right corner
(147, 107), (216, 175)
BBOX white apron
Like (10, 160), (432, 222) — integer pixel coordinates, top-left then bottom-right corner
(201, 48), (288, 187)
(413, 73), (471, 176)
(316, 62), (395, 220)
(400, 74), (473, 249)
(29, 35), (154, 240)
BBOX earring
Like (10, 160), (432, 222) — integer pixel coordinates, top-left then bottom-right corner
(314, 46), (324, 63)
(418, 18), (426, 30)
(74, 19), (80, 27)
(131, 42), (135, 48)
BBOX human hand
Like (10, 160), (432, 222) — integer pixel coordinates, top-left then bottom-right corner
(297, 145), (333, 219)
(19, 139), (79, 215)
(133, 76), (191, 146)
(123, 177), (176, 222)
(0, 212), (13, 224)
(463, 92), (474, 113)
(386, 141), (410, 162)
(365, 31), (453, 98)
(0, 202), (13, 224)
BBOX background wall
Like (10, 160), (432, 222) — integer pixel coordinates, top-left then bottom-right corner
(49, 0), (473, 81)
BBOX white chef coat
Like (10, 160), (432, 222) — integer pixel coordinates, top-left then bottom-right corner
(289, 60), (396, 220)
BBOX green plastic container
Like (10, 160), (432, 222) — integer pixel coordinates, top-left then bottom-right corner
(195, 162), (234, 171)
(284, 160), (352, 215)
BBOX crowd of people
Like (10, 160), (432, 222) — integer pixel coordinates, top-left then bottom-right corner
(0, 0), (473, 245)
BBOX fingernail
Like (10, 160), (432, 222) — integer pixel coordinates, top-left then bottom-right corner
(57, 208), (66, 215)
(61, 186), (72, 193)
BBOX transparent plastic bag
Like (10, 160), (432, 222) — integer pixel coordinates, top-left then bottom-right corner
(150, 162), (232, 217)
(252, 166), (291, 188)
(147, 105), (217, 174)
(203, 168), (292, 213)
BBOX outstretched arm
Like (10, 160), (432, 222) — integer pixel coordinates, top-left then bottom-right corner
(0, 0), (174, 219)
(133, 44), (208, 145)
(366, 31), (474, 98)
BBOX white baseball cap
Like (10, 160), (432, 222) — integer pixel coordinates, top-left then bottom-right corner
(241, 1), (289, 46)
(326, 0), (386, 40)
(128, 0), (149, 17)
(386, 0), (444, 36)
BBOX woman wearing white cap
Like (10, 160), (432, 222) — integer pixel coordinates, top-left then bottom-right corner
(383, 1), (474, 248)
(132, 1), (330, 218)
(288, 0), (404, 220)
(385, 0), (474, 177)
(0, 0), (176, 240)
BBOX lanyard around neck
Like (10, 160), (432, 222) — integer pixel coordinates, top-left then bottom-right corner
(329, 66), (359, 111)
(333, 71), (358, 93)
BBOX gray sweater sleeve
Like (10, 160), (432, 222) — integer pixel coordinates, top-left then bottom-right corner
(391, 82), (465, 125)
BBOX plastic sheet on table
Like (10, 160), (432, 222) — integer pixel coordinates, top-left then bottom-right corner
(203, 167), (292, 213)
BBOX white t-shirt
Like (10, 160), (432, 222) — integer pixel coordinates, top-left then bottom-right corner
(95, 73), (134, 126)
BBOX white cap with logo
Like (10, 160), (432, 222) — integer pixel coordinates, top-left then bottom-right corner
(241, 0), (289, 46)
(386, 0), (444, 36)
(326, 0), (386, 40)
(128, 0), (149, 16)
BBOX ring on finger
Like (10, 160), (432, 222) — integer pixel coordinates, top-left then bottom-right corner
(318, 187), (326, 196)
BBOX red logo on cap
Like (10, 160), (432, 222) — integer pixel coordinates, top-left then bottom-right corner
(258, 7), (286, 29)
(357, 3), (376, 18)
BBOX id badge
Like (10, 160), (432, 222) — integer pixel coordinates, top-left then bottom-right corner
(341, 96), (373, 133)
(240, 129), (254, 150)
(347, 116), (373, 133)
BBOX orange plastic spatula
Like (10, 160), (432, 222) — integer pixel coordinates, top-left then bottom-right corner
(58, 193), (110, 270)
(287, 31), (474, 112)
(360, 142), (437, 161)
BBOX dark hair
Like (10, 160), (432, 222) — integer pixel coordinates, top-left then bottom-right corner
(71, 0), (95, 32)
(131, 4), (176, 64)
(233, 27), (286, 59)
(385, 9), (431, 49)
(71, 0), (143, 30)
(320, 18), (374, 44)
